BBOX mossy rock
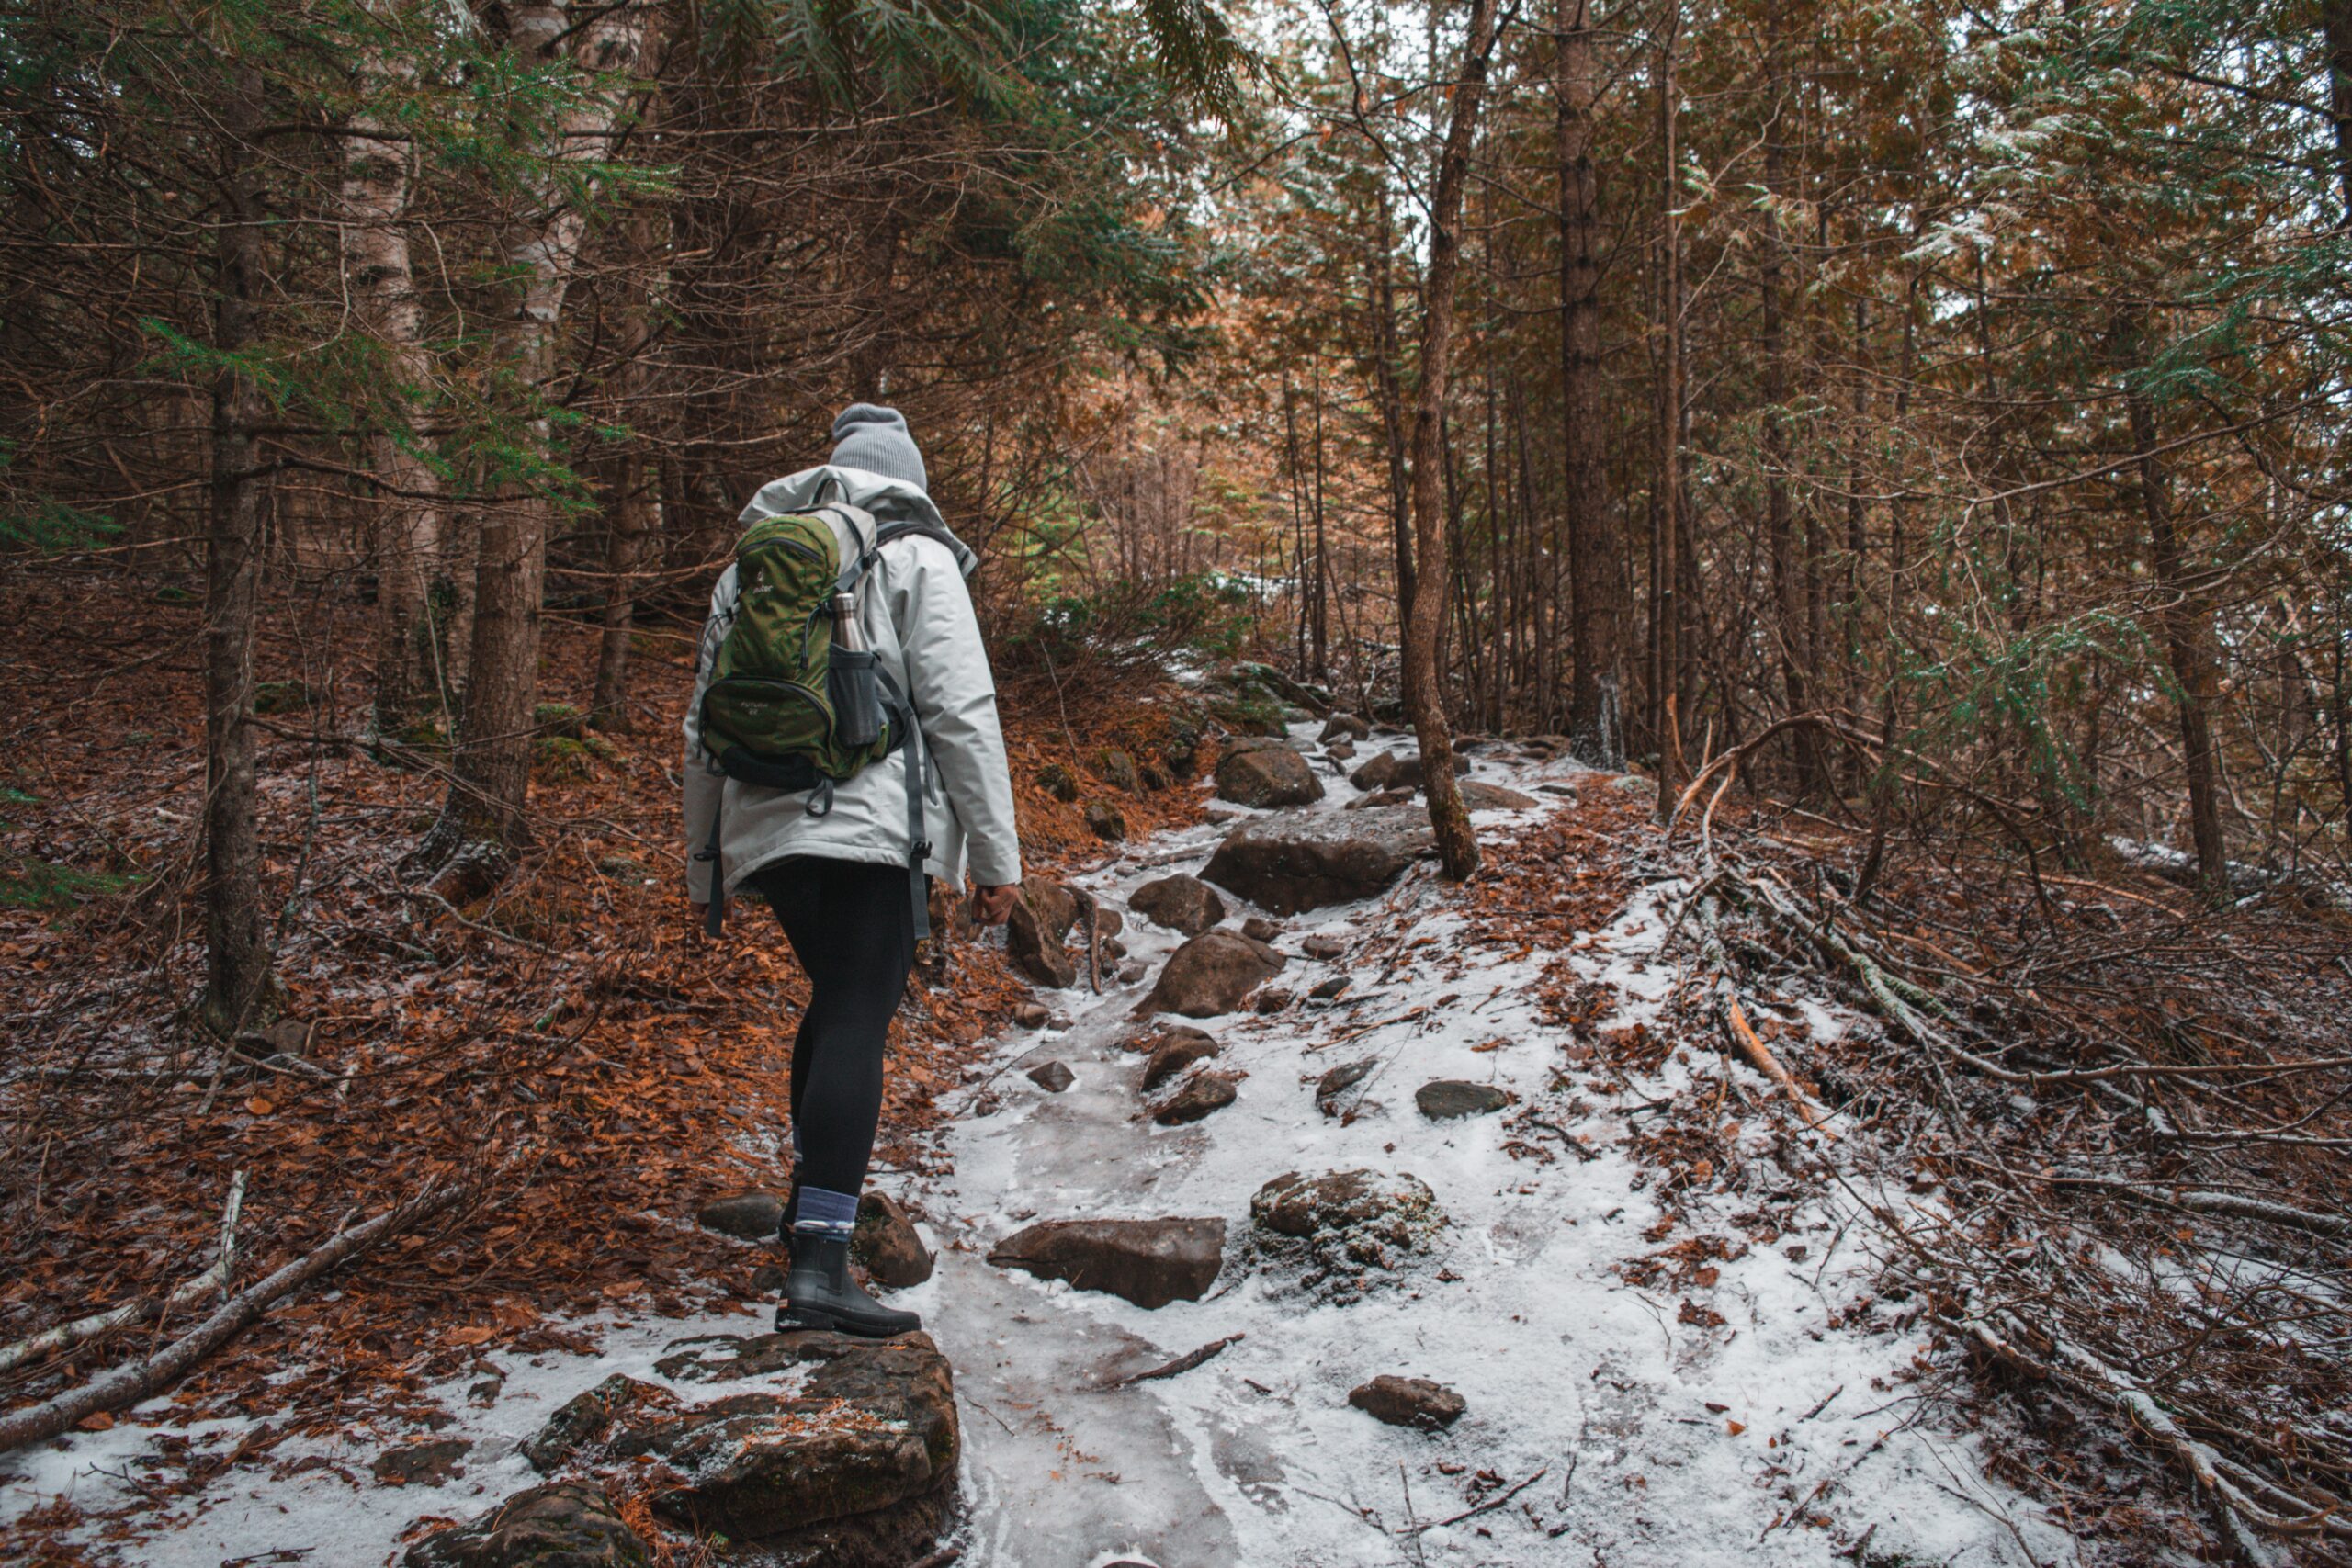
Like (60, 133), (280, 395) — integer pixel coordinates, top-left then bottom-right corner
(532, 734), (615, 782)
(1091, 747), (1140, 794)
(1208, 690), (1288, 739)
(1160, 718), (1203, 778)
(533, 703), (588, 741)
(253, 679), (312, 716)
(1035, 762), (1079, 803)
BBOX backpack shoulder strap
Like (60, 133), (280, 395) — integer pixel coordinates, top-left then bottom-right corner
(871, 519), (961, 554)
(838, 517), (957, 595)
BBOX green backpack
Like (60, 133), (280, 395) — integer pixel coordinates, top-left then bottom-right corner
(693, 491), (954, 939)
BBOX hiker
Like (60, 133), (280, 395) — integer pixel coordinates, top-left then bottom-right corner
(684, 403), (1023, 1337)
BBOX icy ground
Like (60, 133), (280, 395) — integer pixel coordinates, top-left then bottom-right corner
(0, 728), (2075, 1567)
(913, 733), (2069, 1568)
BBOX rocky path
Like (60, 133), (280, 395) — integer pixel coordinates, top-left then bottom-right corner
(899, 723), (2068, 1567)
(2, 725), (2073, 1567)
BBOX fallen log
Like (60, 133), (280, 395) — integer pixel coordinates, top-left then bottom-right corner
(1954, 1303), (2345, 1562)
(0, 1182), (462, 1455)
(0, 1169), (246, 1378)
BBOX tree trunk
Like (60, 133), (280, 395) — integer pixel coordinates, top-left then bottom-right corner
(1650, 1), (1685, 820)
(591, 452), (648, 729)
(2130, 387), (2229, 904)
(200, 62), (273, 1039)
(591, 207), (662, 732)
(1371, 184), (1417, 625)
(421, 1), (660, 875)
(2323, 0), (2352, 224)
(1404, 0), (1503, 882)
(1556, 0), (1622, 766)
(1759, 36), (1822, 798)
(341, 0), (443, 737)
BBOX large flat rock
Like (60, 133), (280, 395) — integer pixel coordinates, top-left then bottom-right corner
(497, 1333), (956, 1568)
(1200, 808), (1436, 915)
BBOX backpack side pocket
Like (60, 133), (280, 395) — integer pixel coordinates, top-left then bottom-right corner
(827, 647), (884, 750)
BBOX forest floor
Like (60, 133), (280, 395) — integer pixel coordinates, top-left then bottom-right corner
(3, 562), (2345, 1567)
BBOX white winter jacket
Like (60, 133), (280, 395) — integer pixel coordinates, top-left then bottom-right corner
(682, 465), (1023, 903)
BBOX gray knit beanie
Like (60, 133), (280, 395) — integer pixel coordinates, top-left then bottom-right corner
(828, 403), (927, 494)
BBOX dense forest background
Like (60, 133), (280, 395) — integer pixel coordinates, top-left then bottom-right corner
(4, 0), (2351, 1562)
(6, 0), (2347, 959)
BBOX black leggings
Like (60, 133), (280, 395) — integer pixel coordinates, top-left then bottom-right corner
(748, 856), (920, 1199)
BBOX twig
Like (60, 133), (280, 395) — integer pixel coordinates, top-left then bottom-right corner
(1102, 1333), (1244, 1390)
(395, 886), (557, 955)
(1398, 1467), (1549, 1538)
(0, 1182), (464, 1454)
(1716, 981), (1838, 1138)
(1307, 1004), (1433, 1053)
(0, 1169), (247, 1375)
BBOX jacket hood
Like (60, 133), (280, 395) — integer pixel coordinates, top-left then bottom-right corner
(740, 465), (978, 578)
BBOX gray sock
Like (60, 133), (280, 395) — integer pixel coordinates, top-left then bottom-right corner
(792, 1185), (859, 1243)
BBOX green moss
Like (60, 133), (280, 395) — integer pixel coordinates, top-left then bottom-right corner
(0, 857), (139, 910)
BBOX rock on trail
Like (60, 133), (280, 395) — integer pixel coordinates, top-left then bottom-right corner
(1213, 740), (1325, 808)
(402, 1482), (647, 1568)
(410, 1332), (960, 1568)
(988, 1217), (1227, 1308)
(1134, 928), (1284, 1018)
(1198, 807), (1435, 915)
(1127, 872), (1226, 934)
(1349, 1374), (1467, 1430)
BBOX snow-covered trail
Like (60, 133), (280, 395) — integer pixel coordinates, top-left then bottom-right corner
(0, 727), (2075, 1568)
(910, 727), (2071, 1568)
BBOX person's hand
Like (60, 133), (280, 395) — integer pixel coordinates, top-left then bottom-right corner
(968, 883), (1019, 926)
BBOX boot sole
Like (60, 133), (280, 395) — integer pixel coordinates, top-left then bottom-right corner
(778, 1303), (920, 1338)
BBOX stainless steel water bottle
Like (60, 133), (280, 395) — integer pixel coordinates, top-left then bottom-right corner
(831, 591), (867, 651)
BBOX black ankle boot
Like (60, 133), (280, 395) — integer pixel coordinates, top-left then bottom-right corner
(778, 1232), (921, 1337)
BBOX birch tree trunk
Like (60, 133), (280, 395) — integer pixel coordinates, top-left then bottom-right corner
(341, 0), (444, 737)
(1404, 0), (1503, 881)
(421, 0), (660, 875)
(200, 62), (274, 1038)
